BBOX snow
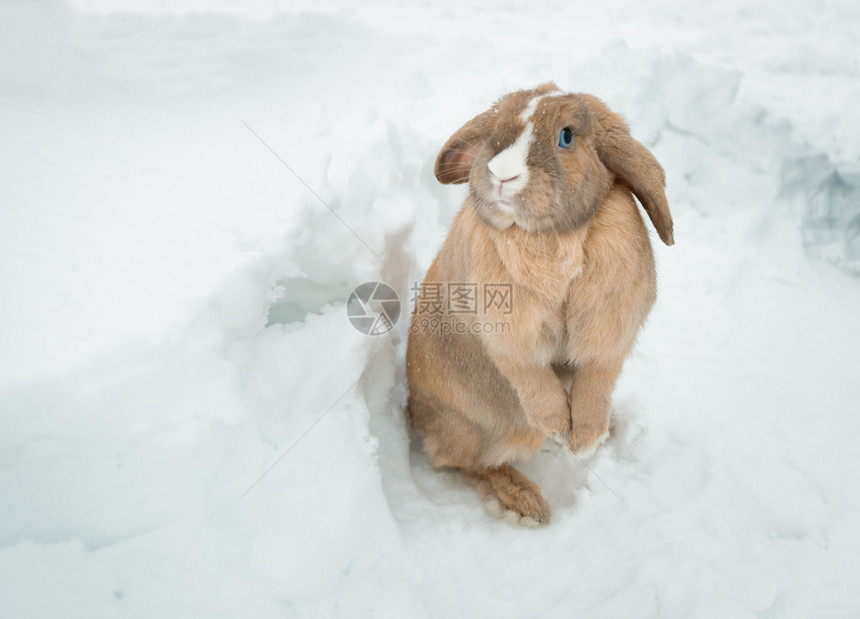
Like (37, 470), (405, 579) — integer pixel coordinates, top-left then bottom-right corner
(1, 0), (859, 616)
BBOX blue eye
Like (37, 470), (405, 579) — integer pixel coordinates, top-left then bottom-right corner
(558, 127), (573, 148)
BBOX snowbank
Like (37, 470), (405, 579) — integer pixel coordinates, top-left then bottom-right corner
(1, 1), (859, 617)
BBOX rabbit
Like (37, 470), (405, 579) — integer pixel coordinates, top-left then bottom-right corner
(406, 83), (673, 526)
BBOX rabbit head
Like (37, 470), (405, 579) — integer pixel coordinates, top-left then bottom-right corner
(434, 83), (674, 245)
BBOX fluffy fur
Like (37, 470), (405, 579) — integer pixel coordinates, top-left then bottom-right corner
(407, 84), (673, 525)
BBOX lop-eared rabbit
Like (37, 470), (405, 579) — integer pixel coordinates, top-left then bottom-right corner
(407, 83), (673, 526)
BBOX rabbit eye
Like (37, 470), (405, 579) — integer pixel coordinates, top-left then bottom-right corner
(558, 127), (574, 149)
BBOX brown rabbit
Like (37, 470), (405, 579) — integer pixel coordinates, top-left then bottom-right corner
(406, 83), (673, 526)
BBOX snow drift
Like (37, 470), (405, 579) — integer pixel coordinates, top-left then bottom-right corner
(1, 1), (859, 617)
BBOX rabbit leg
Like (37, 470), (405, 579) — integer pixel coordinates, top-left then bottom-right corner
(568, 359), (623, 458)
(467, 465), (551, 527)
(488, 353), (572, 440)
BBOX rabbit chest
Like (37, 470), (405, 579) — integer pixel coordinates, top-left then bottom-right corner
(480, 186), (657, 366)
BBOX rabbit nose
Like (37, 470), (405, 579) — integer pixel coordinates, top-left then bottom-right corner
(487, 132), (530, 191)
(487, 157), (526, 184)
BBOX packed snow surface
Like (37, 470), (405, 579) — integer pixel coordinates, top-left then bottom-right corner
(2, 1), (860, 617)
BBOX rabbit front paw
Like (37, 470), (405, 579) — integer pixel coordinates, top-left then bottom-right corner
(532, 411), (571, 441)
(568, 425), (609, 459)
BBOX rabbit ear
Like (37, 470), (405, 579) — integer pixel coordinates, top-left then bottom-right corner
(434, 109), (497, 185)
(583, 95), (675, 246)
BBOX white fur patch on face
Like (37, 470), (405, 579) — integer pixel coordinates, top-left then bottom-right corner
(486, 91), (564, 199)
(494, 200), (516, 215)
(487, 125), (531, 192)
(519, 90), (562, 123)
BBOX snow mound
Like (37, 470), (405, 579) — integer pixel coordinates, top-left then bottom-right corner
(2, 1), (860, 617)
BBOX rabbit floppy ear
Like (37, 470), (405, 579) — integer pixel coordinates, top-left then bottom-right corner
(434, 109), (498, 185)
(582, 95), (675, 246)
